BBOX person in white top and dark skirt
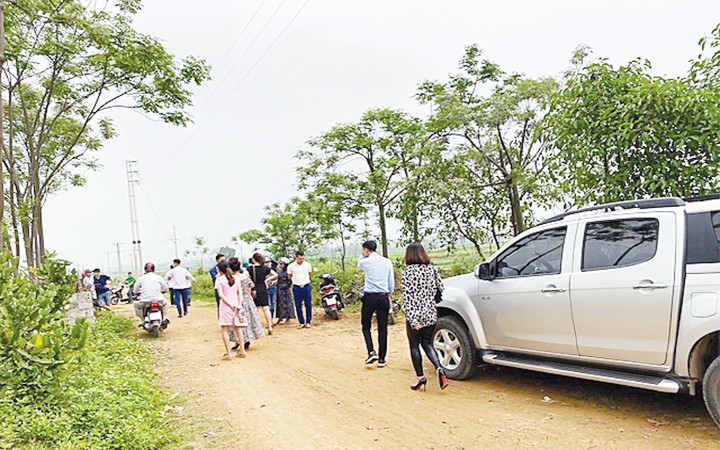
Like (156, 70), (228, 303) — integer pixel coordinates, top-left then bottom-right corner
(401, 243), (449, 391)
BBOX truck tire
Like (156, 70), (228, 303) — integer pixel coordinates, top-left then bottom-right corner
(434, 315), (478, 380)
(703, 354), (720, 426)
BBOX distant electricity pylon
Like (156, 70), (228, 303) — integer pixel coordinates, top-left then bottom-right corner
(126, 161), (143, 275)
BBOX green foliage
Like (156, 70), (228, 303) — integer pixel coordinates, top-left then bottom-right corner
(299, 108), (426, 257)
(237, 198), (330, 257)
(545, 57), (720, 205)
(4, 0), (210, 265)
(417, 45), (559, 248)
(192, 269), (216, 300)
(0, 253), (88, 401)
(0, 314), (180, 449)
(33, 253), (78, 313)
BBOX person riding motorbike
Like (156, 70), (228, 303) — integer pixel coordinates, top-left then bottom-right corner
(133, 262), (170, 327)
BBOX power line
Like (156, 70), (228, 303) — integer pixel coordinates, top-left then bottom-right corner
(142, 0), (274, 160)
(159, 0), (312, 161)
(146, 0), (291, 164)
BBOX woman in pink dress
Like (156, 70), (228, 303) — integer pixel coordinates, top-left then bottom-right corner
(215, 261), (248, 359)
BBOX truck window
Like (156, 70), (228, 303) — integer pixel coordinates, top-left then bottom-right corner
(582, 219), (659, 271)
(686, 211), (720, 264)
(495, 227), (566, 278)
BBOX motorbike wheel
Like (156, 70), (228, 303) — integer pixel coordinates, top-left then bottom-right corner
(330, 309), (339, 320)
(388, 312), (395, 326)
(150, 324), (160, 338)
(111, 294), (120, 305)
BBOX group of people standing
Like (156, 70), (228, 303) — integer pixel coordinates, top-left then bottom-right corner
(208, 240), (449, 392)
(209, 251), (316, 359)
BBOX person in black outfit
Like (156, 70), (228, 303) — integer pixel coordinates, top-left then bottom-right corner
(248, 252), (278, 335)
(401, 243), (448, 391)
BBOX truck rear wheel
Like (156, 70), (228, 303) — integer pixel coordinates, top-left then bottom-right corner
(434, 315), (478, 380)
(702, 354), (720, 426)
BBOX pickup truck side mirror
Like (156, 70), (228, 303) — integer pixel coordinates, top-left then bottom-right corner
(475, 263), (492, 281)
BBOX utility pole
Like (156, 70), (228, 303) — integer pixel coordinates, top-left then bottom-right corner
(126, 161), (143, 275)
(113, 242), (122, 275)
(171, 225), (179, 259)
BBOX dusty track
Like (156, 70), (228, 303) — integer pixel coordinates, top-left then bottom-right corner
(117, 302), (719, 449)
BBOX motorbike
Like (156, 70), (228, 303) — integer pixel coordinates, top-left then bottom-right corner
(388, 297), (401, 325)
(319, 273), (345, 320)
(138, 299), (168, 337)
(110, 284), (127, 305)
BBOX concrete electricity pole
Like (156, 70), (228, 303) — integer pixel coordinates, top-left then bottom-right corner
(171, 225), (179, 259)
(126, 161), (143, 275)
(113, 242), (122, 275)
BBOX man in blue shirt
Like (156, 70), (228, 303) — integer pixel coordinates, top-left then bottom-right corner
(93, 268), (113, 311)
(358, 240), (395, 367)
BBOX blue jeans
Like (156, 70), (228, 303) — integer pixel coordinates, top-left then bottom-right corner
(267, 287), (278, 317)
(293, 285), (312, 325)
(98, 291), (112, 307)
(173, 287), (191, 316)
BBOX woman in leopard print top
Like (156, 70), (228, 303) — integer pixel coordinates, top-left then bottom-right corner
(401, 243), (448, 391)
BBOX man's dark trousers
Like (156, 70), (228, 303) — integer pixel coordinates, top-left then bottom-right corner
(361, 293), (390, 360)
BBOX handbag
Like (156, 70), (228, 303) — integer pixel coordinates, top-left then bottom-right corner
(234, 311), (248, 328)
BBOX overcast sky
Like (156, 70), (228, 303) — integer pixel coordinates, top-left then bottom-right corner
(42, 0), (719, 274)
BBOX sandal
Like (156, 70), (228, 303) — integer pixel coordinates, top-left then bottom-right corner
(267, 327), (273, 335)
(222, 354), (232, 360)
(297, 324), (306, 329)
(236, 352), (247, 358)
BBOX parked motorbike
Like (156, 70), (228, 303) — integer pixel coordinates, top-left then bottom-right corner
(319, 273), (345, 320)
(110, 284), (127, 305)
(138, 300), (168, 337)
(388, 297), (401, 325)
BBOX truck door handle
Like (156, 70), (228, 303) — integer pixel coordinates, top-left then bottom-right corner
(541, 287), (567, 294)
(633, 284), (668, 290)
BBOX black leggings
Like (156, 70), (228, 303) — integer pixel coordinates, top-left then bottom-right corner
(406, 322), (441, 376)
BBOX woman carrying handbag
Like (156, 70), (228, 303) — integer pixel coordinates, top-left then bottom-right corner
(401, 243), (449, 391)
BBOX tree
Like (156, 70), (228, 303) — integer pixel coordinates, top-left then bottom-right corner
(300, 172), (367, 271)
(544, 56), (720, 206)
(236, 198), (330, 258)
(2, 0), (210, 266)
(299, 108), (424, 256)
(417, 45), (559, 237)
(184, 237), (210, 269)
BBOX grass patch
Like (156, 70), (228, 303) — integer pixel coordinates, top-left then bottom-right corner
(0, 313), (182, 450)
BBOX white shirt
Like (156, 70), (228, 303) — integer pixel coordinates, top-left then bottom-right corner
(135, 272), (168, 301)
(166, 265), (194, 289)
(287, 261), (312, 286)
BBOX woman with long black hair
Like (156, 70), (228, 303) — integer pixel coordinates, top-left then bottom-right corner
(401, 243), (448, 391)
(248, 253), (278, 335)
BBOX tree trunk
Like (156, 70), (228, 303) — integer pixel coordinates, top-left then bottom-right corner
(21, 217), (33, 267)
(378, 202), (389, 257)
(508, 178), (524, 236)
(339, 224), (347, 272)
(8, 90), (20, 259)
(0, 0), (5, 252)
(35, 202), (45, 264)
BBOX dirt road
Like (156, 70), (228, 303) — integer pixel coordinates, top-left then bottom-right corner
(120, 301), (719, 449)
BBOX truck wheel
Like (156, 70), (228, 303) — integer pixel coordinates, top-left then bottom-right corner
(434, 315), (478, 380)
(330, 309), (339, 320)
(703, 354), (720, 426)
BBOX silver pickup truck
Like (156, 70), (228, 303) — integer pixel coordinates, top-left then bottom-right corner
(435, 196), (720, 424)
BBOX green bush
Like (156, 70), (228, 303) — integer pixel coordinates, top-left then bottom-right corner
(0, 253), (88, 401)
(0, 313), (180, 449)
(192, 269), (215, 300)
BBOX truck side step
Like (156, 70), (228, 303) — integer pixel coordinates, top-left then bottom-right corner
(482, 353), (681, 394)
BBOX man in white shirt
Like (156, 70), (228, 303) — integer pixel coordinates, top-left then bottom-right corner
(287, 251), (313, 328)
(166, 258), (195, 318)
(133, 262), (170, 325)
